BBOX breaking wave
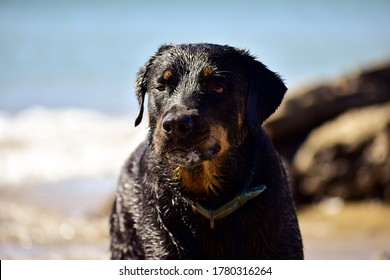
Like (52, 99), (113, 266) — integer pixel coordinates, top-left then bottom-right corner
(0, 107), (147, 187)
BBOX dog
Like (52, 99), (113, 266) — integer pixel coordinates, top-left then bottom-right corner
(110, 43), (303, 259)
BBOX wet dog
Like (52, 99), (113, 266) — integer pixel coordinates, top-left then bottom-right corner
(110, 43), (303, 259)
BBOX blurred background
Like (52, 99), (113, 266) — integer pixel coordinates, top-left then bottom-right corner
(0, 0), (389, 259)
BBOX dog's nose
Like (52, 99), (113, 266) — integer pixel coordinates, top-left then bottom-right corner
(162, 114), (194, 140)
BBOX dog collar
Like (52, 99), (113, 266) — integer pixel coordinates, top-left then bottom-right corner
(182, 185), (266, 229)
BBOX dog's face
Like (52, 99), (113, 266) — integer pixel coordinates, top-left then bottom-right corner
(134, 44), (286, 171)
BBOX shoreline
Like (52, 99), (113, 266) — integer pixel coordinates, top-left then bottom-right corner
(1, 182), (389, 260)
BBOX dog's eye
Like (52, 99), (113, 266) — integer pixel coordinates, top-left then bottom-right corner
(211, 84), (225, 94)
(156, 85), (166, 92)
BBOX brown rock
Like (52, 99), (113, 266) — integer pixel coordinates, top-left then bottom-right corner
(266, 62), (390, 160)
(292, 103), (390, 201)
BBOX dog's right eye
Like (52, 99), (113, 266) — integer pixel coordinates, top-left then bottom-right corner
(211, 84), (225, 94)
(156, 85), (166, 92)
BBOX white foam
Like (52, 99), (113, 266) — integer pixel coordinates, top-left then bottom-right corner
(0, 107), (147, 187)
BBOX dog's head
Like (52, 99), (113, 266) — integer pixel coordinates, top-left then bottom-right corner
(134, 43), (286, 171)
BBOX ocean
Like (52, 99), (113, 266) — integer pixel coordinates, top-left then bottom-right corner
(1, 0), (389, 186)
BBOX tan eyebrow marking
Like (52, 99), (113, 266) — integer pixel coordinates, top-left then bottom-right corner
(203, 67), (213, 78)
(163, 69), (173, 80)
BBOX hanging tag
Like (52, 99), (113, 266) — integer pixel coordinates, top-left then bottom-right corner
(210, 208), (215, 229)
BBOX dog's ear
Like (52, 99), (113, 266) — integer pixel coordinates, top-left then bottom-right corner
(134, 44), (174, 127)
(134, 64), (147, 127)
(244, 54), (287, 135)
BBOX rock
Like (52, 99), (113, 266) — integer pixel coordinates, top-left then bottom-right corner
(264, 62), (390, 203)
(292, 103), (390, 202)
(266, 62), (390, 160)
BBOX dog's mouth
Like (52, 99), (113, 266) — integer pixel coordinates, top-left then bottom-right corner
(163, 140), (221, 168)
(153, 112), (229, 168)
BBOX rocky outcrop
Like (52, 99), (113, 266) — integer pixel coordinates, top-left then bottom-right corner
(265, 62), (390, 203)
(293, 104), (390, 201)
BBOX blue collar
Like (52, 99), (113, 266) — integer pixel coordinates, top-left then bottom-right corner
(182, 185), (267, 229)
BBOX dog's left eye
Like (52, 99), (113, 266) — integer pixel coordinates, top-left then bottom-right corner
(210, 84), (225, 94)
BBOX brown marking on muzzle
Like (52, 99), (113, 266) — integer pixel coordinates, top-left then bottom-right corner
(208, 124), (230, 155)
(173, 124), (230, 197)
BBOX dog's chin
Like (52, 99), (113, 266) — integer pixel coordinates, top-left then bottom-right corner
(163, 145), (221, 169)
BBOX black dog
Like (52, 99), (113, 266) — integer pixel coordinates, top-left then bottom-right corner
(110, 43), (303, 259)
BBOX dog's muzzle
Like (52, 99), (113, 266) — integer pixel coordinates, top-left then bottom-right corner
(158, 110), (220, 167)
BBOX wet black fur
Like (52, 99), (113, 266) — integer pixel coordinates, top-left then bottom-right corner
(110, 43), (303, 259)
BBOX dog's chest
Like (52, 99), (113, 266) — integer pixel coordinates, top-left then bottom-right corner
(155, 198), (261, 259)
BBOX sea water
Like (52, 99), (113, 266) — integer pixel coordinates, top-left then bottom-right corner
(1, 0), (389, 186)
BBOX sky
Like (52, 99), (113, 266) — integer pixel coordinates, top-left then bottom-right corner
(0, 0), (389, 112)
